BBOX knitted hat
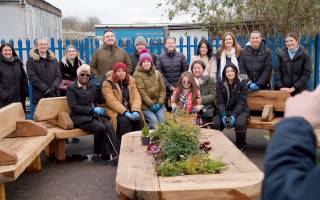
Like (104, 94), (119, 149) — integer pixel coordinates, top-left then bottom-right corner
(112, 62), (129, 83)
(77, 64), (90, 76)
(134, 36), (147, 46)
(139, 49), (153, 64)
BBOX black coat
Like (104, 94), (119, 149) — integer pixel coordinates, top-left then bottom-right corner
(275, 47), (312, 95)
(239, 43), (273, 89)
(156, 51), (189, 88)
(59, 56), (83, 81)
(26, 49), (62, 104)
(262, 117), (319, 200)
(129, 50), (157, 74)
(216, 79), (249, 117)
(0, 55), (28, 108)
(66, 81), (105, 128)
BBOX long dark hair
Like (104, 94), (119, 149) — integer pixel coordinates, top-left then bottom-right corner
(222, 63), (239, 82)
(196, 39), (213, 59)
(0, 43), (19, 58)
(174, 72), (199, 106)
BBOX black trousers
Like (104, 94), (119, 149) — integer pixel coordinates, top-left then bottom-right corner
(211, 112), (248, 149)
(117, 115), (144, 140)
(79, 117), (120, 157)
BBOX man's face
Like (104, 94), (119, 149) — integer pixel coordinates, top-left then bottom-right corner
(250, 33), (262, 49)
(37, 39), (49, 54)
(103, 31), (115, 46)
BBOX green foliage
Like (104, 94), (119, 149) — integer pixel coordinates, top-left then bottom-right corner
(141, 125), (150, 137)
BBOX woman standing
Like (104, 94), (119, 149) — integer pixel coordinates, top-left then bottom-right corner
(0, 43), (28, 109)
(216, 32), (242, 80)
(59, 45), (83, 95)
(211, 64), (249, 151)
(134, 49), (166, 129)
(189, 39), (217, 79)
(275, 32), (312, 96)
(103, 62), (144, 140)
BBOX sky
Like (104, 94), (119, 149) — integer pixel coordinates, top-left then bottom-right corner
(45, 0), (193, 24)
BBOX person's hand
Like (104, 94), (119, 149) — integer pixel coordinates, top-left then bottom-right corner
(124, 111), (134, 121)
(248, 82), (259, 92)
(288, 87), (296, 93)
(150, 104), (158, 112)
(285, 86), (320, 128)
(229, 115), (236, 128)
(154, 104), (162, 112)
(93, 107), (105, 115)
(280, 87), (292, 94)
(222, 116), (228, 128)
(131, 111), (141, 121)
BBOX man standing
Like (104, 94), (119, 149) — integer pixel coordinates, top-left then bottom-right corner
(129, 36), (157, 73)
(239, 31), (273, 91)
(90, 29), (132, 79)
(27, 37), (61, 107)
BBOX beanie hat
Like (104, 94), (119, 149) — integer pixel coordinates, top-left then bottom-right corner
(139, 49), (153, 64)
(112, 62), (129, 83)
(77, 64), (90, 76)
(134, 36), (147, 46)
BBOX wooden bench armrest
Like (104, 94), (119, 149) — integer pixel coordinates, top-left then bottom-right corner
(48, 112), (74, 130)
(261, 104), (275, 122)
(0, 146), (17, 166)
(6, 120), (48, 138)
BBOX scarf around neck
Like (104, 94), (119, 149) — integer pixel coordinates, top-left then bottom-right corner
(220, 47), (238, 78)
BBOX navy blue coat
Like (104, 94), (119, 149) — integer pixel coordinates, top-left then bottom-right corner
(262, 117), (320, 200)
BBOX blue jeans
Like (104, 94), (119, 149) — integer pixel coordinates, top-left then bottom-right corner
(143, 107), (165, 129)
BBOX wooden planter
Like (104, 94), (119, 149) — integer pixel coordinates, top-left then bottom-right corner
(116, 129), (263, 200)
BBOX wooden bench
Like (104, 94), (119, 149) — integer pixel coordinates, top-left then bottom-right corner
(0, 103), (52, 200)
(246, 90), (290, 136)
(33, 97), (91, 161)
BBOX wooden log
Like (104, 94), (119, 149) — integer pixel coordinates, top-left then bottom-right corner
(0, 147), (17, 166)
(261, 104), (275, 122)
(45, 141), (55, 158)
(0, 103), (25, 140)
(0, 183), (5, 200)
(7, 120), (47, 138)
(26, 155), (41, 172)
(54, 139), (65, 161)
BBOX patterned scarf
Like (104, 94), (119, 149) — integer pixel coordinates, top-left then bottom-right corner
(179, 88), (191, 109)
(220, 47), (239, 78)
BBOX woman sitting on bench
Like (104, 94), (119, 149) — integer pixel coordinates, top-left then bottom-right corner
(211, 63), (249, 152)
(66, 64), (120, 165)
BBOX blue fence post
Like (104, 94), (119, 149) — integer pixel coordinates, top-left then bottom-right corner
(271, 34), (278, 89)
(157, 38), (161, 56)
(279, 33), (284, 49)
(315, 33), (320, 88)
(187, 36), (191, 64)
(27, 82), (33, 119)
(265, 33), (270, 49)
(215, 35), (220, 51)
(179, 37), (184, 53)
(17, 39), (23, 62)
(236, 35), (242, 47)
(149, 38), (154, 54)
(194, 37), (198, 56)
(50, 38), (55, 54)
(95, 39), (100, 50)
(0, 39), (5, 45)
(90, 38), (94, 58)
(84, 37), (90, 64)
(79, 40), (84, 60)
(26, 39), (31, 59)
(307, 34), (313, 90)
(57, 39), (63, 61)
(65, 39), (70, 48)
(300, 35), (306, 47)
(244, 34), (248, 47)
(9, 39), (14, 48)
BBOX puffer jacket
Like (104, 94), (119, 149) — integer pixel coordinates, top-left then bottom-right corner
(156, 50), (189, 88)
(239, 43), (273, 89)
(129, 50), (157, 74)
(26, 48), (61, 104)
(133, 64), (166, 110)
(275, 46), (312, 95)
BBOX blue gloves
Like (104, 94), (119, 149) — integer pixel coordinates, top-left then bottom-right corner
(150, 104), (161, 112)
(248, 82), (259, 92)
(124, 111), (141, 121)
(92, 107), (105, 116)
(229, 115), (235, 128)
(222, 115), (228, 128)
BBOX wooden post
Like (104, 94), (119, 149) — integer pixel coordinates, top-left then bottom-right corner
(26, 155), (41, 172)
(0, 183), (5, 200)
(55, 139), (65, 162)
(45, 141), (55, 158)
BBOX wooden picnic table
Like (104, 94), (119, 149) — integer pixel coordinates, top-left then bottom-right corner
(116, 129), (263, 200)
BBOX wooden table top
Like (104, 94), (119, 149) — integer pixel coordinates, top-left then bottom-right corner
(116, 129), (263, 200)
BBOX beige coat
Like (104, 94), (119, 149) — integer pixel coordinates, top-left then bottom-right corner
(189, 55), (217, 79)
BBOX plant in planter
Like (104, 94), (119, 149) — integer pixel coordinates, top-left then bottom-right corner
(148, 109), (226, 177)
(141, 125), (150, 145)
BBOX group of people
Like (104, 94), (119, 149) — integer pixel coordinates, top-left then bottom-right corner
(0, 29), (312, 164)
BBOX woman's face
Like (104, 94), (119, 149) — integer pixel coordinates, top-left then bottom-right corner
(78, 70), (90, 85)
(199, 43), (208, 56)
(181, 76), (191, 89)
(192, 63), (204, 78)
(165, 38), (176, 52)
(286, 36), (299, 50)
(141, 60), (151, 70)
(116, 68), (126, 81)
(66, 47), (77, 60)
(225, 67), (236, 81)
(1, 46), (13, 59)
(224, 35), (234, 48)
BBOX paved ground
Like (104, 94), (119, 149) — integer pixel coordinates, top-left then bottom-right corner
(6, 129), (269, 200)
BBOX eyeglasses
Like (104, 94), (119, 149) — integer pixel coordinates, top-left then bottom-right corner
(80, 74), (90, 77)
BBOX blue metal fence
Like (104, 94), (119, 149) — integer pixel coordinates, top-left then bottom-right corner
(1, 33), (320, 88)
